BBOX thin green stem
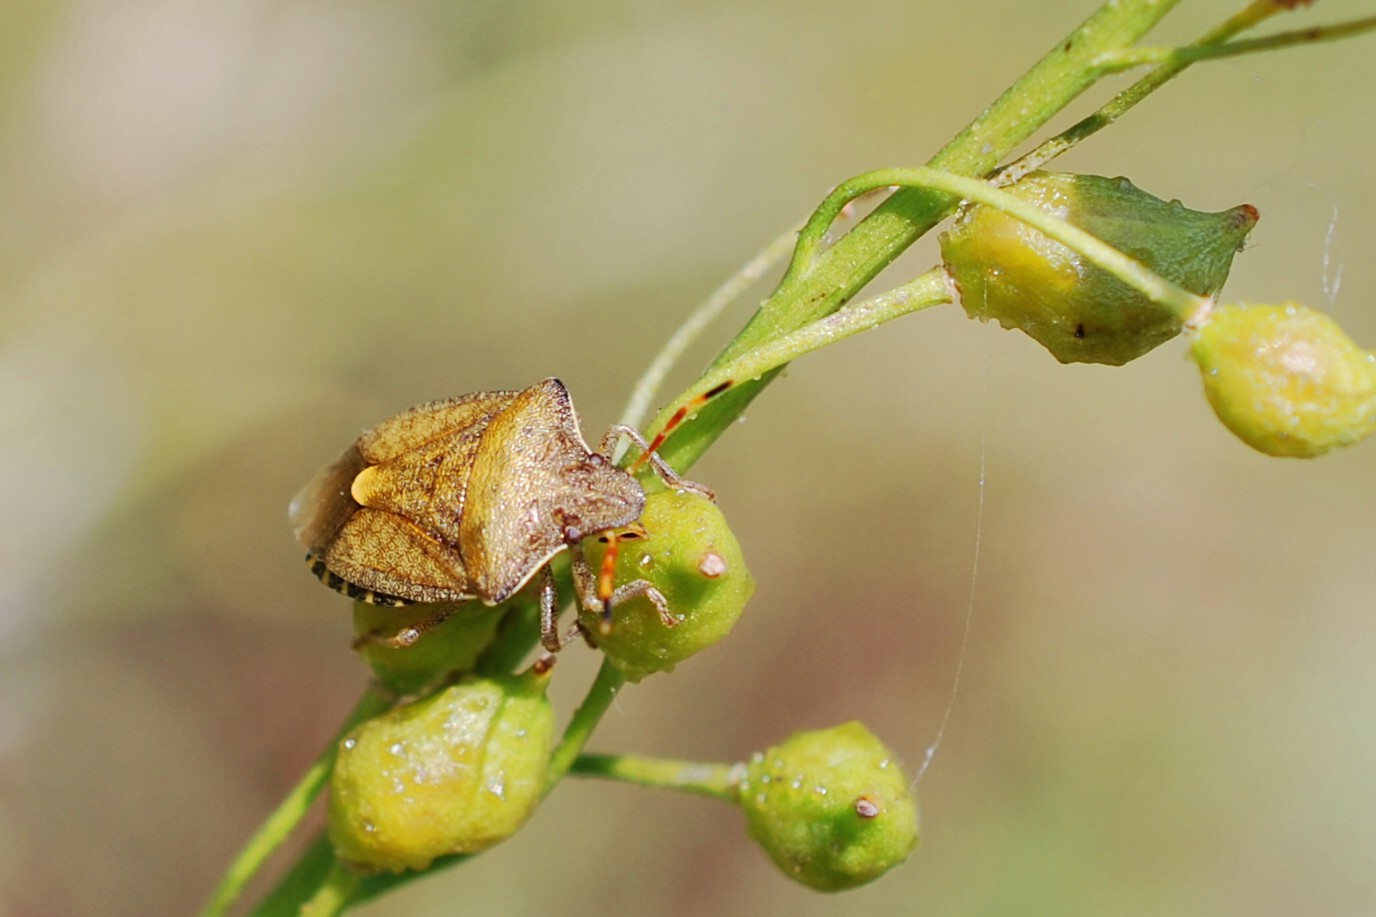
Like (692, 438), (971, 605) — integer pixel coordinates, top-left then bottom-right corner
(715, 269), (951, 383)
(547, 659), (627, 785)
(571, 753), (740, 802)
(298, 859), (363, 917)
(250, 833), (337, 917)
(652, 269), (950, 429)
(201, 683), (393, 917)
(619, 226), (801, 433)
(1096, 14), (1376, 70)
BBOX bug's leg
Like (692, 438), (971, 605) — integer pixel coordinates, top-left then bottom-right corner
(608, 578), (678, 628)
(601, 379), (732, 495)
(538, 564), (564, 654)
(599, 424), (715, 501)
(568, 540), (605, 616)
(569, 537), (623, 634)
(351, 604), (459, 650)
(569, 539), (678, 632)
(565, 619), (598, 649)
(568, 539), (597, 609)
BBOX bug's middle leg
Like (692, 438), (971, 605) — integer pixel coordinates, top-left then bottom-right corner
(538, 564), (565, 654)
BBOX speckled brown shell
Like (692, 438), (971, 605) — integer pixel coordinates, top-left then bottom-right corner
(290, 379), (645, 606)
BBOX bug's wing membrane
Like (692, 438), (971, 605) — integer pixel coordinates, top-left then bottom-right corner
(358, 391), (517, 463)
(290, 444), (368, 555)
(323, 508), (475, 604)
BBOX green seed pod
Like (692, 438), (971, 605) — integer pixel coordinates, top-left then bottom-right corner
(580, 489), (753, 683)
(328, 671), (554, 872)
(352, 601), (504, 695)
(1190, 302), (1376, 457)
(738, 722), (918, 892)
(940, 171), (1258, 365)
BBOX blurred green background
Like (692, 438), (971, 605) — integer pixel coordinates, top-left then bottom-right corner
(2, 1), (1373, 914)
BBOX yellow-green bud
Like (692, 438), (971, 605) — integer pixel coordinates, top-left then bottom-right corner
(352, 601), (505, 694)
(738, 722), (918, 892)
(1191, 302), (1376, 457)
(581, 489), (753, 682)
(328, 671), (554, 872)
(940, 171), (1258, 365)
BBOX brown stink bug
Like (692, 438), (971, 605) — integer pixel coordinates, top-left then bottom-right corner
(289, 378), (725, 652)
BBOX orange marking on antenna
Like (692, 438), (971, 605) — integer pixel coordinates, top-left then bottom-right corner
(597, 529), (621, 630)
(628, 381), (736, 473)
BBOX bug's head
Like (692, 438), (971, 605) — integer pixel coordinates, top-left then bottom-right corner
(554, 453), (646, 542)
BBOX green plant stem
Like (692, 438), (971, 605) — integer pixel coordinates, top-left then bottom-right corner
(619, 226), (802, 433)
(200, 683), (393, 917)
(251, 834), (337, 917)
(1096, 14), (1376, 71)
(647, 0), (1181, 474)
(571, 753), (740, 801)
(656, 269), (951, 426)
(298, 860), (363, 917)
(547, 658), (628, 784)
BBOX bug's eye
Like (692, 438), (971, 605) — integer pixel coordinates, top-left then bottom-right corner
(599, 530), (642, 543)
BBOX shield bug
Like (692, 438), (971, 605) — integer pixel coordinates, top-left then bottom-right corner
(289, 378), (726, 652)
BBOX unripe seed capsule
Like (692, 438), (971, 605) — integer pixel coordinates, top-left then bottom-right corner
(328, 671), (554, 872)
(580, 489), (752, 682)
(941, 171), (1258, 365)
(1190, 302), (1376, 457)
(738, 722), (918, 892)
(351, 600), (504, 694)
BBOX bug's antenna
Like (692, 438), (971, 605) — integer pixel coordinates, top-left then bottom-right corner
(627, 380), (734, 476)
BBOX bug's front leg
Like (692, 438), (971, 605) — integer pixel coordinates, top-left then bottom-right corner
(567, 539), (604, 619)
(597, 424), (715, 501)
(568, 540), (676, 631)
(607, 579), (678, 629)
